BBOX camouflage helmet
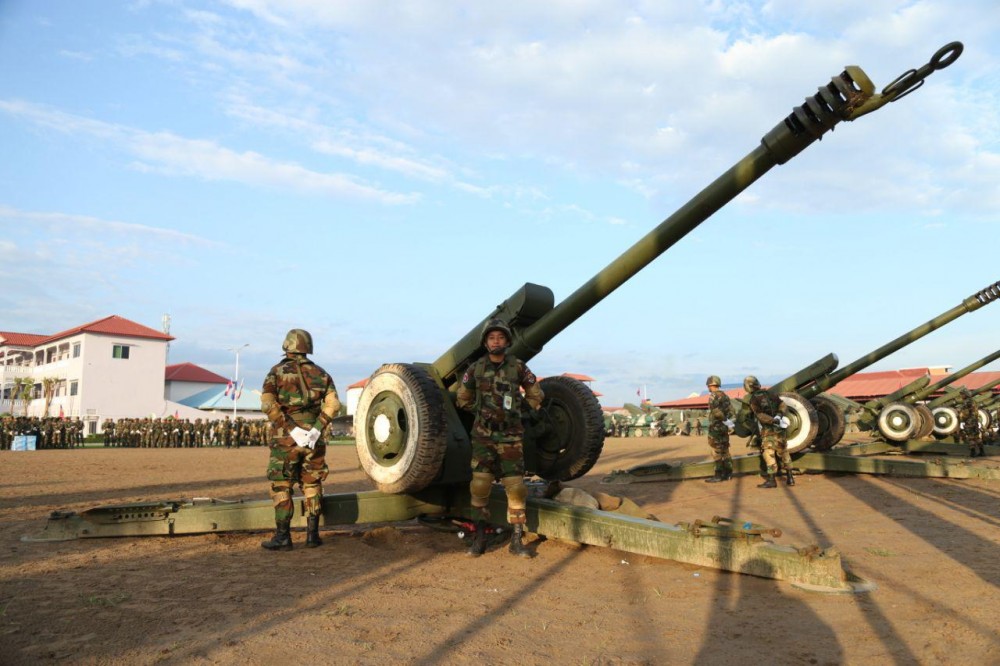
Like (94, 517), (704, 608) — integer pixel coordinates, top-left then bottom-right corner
(743, 375), (761, 393)
(480, 318), (512, 352)
(706, 375), (721, 388)
(282, 328), (313, 354)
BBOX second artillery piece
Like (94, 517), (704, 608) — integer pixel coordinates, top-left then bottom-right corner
(733, 278), (1000, 454)
(353, 42), (965, 495)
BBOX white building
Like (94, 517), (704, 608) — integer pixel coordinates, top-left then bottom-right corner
(0, 315), (180, 434)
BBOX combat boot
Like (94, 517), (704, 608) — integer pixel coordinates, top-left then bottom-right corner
(704, 468), (725, 483)
(261, 519), (292, 551)
(508, 524), (532, 558)
(305, 515), (323, 548)
(757, 475), (777, 489)
(465, 520), (487, 557)
(785, 469), (796, 486)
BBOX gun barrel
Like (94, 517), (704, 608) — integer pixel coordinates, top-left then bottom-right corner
(904, 348), (1000, 403)
(796, 281), (1000, 400)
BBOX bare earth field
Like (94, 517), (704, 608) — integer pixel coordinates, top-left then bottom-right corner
(1, 435), (998, 665)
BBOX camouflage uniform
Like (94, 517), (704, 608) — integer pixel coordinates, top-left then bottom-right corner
(704, 376), (733, 483)
(958, 390), (984, 457)
(260, 329), (341, 550)
(745, 376), (794, 488)
(455, 319), (543, 558)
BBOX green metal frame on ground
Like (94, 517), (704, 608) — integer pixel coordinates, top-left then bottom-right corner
(23, 484), (865, 593)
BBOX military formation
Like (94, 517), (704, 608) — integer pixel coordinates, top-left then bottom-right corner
(101, 416), (268, 448)
(0, 416), (85, 449)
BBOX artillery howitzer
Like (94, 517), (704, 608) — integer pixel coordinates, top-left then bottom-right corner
(733, 279), (1000, 454)
(925, 377), (1000, 438)
(849, 348), (1000, 441)
(354, 42), (967, 494)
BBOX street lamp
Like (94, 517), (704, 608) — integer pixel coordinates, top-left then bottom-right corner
(227, 344), (250, 419)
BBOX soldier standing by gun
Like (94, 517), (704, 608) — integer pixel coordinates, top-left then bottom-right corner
(456, 319), (544, 558)
(260, 329), (341, 551)
(704, 375), (734, 483)
(744, 376), (794, 488)
(958, 388), (985, 457)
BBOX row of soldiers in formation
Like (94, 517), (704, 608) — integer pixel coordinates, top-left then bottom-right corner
(102, 416), (270, 448)
(0, 416), (85, 450)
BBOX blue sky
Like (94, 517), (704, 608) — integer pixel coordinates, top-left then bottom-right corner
(1, 0), (998, 407)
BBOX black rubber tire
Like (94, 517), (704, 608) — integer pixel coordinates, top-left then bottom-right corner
(780, 392), (819, 454)
(354, 363), (448, 494)
(878, 402), (918, 442)
(810, 395), (846, 451)
(533, 375), (605, 481)
(913, 404), (935, 439)
(931, 406), (959, 439)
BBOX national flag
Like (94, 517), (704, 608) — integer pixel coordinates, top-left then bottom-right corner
(235, 379), (244, 400)
(224, 379), (234, 397)
(58, 405), (65, 420)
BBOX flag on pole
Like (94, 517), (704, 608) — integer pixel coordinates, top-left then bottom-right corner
(225, 379), (234, 397)
(235, 379), (244, 400)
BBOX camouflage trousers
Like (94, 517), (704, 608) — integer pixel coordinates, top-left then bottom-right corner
(266, 434), (329, 521)
(759, 431), (791, 476)
(471, 435), (525, 479)
(707, 431), (732, 474)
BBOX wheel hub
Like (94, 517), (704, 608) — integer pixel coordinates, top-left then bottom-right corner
(366, 393), (408, 464)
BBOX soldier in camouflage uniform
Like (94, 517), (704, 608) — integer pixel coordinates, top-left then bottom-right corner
(456, 319), (544, 558)
(704, 375), (734, 483)
(958, 388), (984, 457)
(744, 376), (794, 488)
(260, 329), (341, 551)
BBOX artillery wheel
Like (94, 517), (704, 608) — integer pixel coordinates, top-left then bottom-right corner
(809, 395), (846, 451)
(354, 363), (447, 494)
(977, 408), (991, 431)
(931, 406), (959, 439)
(533, 375), (605, 481)
(913, 404), (935, 439)
(877, 402), (918, 442)
(633, 428), (644, 438)
(780, 392), (819, 454)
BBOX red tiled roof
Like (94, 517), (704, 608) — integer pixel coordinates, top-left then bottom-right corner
(658, 388), (746, 410)
(0, 331), (48, 347)
(40, 315), (174, 345)
(348, 378), (369, 389)
(165, 362), (229, 384)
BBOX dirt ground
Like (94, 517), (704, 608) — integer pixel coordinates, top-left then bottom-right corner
(1, 435), (998, 665)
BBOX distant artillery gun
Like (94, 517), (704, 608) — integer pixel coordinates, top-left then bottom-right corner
(923, 377), (1000, 439)
(733, 280), (1000, 454)
(844, 348), (1000, 442)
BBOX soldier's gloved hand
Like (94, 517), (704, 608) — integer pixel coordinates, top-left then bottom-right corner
(775, 416), (790, 429)
(289, 426), (311, 447)
(723, 419), (735, 430)
(307, 427), (321, 447)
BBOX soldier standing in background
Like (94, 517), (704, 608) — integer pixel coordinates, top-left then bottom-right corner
(744, 376), (794, 489)
(456, 319), (544, 558)
(704, 375), (734, 483)
(259, 329), (341, 551)
(958, 388), (985, 457)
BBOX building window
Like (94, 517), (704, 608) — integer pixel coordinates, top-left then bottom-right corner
(70, 381), (79, 396)
(112, 345), (130, 359)
(72, 342), (81, 358)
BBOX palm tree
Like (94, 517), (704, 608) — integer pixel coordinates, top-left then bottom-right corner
(42, 377), (61, 417)
(15, 377), (34, 417)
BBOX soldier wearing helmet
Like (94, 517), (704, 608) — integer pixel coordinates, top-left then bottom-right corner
(456, 318), (544, 558)
(957, 387), (984, 457)
(259, 329), (341, 551)
(704, 375), (734, 483)
(744, 375), (794, 488)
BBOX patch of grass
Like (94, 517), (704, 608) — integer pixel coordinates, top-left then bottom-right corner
(80, 592), (131, 607)
(864, 547), (896, 557)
